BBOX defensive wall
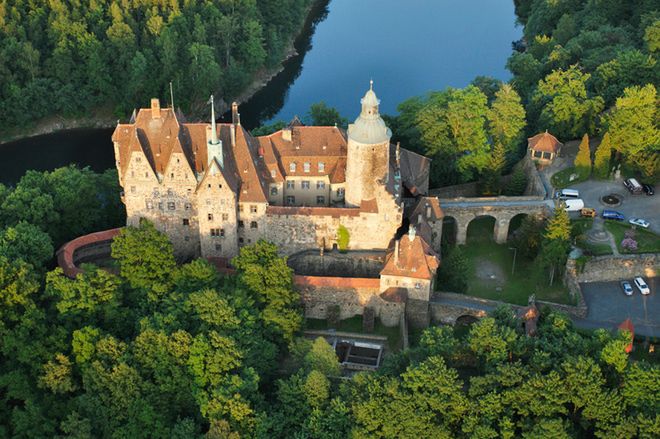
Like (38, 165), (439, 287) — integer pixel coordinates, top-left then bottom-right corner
(573, 254), (658, 283)
(57, 228), (122, 278)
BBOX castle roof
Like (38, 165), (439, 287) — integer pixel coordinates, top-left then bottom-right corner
(399, 148), (431, 196)
(380, 230), (439, 280)
(348, 83), (391, 145)
(528, 131), (562, 153)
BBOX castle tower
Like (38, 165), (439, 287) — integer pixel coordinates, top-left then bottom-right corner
(345, 81), (392, 207)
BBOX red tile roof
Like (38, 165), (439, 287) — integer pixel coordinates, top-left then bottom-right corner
(380, 231), (439, 280)
(528, 131), (563, 153)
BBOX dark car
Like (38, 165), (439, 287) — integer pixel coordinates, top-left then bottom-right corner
(602, 210), (625, 221)
(642, 184), (654, 196)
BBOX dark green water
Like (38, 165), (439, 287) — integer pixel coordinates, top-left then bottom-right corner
(0, 0), (519, 185)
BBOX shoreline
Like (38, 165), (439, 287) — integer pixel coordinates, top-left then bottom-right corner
(0, 1), (317, 146)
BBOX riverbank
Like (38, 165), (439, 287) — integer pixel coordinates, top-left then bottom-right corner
(0, 1), (320, 145)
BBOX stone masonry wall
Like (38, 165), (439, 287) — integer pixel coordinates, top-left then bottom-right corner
(576, 254), (658, 283)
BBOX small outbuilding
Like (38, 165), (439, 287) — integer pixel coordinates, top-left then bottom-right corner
(528, 130), (563, 164)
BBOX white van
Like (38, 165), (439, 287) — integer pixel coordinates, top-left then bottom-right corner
(563, 198), (585, 211)
(556, 189), (580, 199)
(623, 178), (643, 194)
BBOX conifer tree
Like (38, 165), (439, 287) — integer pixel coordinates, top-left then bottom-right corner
(593, 133), (612, 179)
(541, 206), (572, 285)
(481, 142), (506, 195)
(574, 133), (591, 177)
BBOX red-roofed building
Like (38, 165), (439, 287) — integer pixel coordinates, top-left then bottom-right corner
(111, 83), (434, 260)
(528, 131), (563, 164)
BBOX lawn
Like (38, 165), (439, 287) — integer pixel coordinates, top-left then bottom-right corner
(571, 218), (613, 256)
(306, 316), (403, 351)
(551, 166), (588, 189)
(459, 217), (574, 306)
(604, 221), (660, 254)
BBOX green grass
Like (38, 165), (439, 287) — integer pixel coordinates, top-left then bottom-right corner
(551, 166), (589, 189)
(460, 217), (574, 306)
(306, 316), (403, 351)
(604, 221), (660, 254)
(571, 218), (613, 256)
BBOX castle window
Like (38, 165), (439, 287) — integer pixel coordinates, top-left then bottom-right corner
(158, 202), (163, 210)
(250, 221), (258, 229)
(218, 184), (222, 189)
(185, 203), (191, 210)
(170, 173), (174, 179)
(301, 181), (310, 190)
(238, 220), (244, 228)
(415, 282), (422, 289)
(222, 213), (228, 221)
(220, 228), (225, 237)
(316, 196), (325, 205)
(167, 189), (173, 196)
(239, 238), (244, 245)
(289, 163), (296, 173)
(250, 205), (257, 213)
(182, 218), (190, 226)
(303, 162), (310, 173)
(154, 188), (159, 195)
(136, 157), (142, 163)
(208, 213), (213, 221)
(145, 172), (149, 178)
(206, 199), (211, 205)
(131, 171), (135, 177)
(287, 181), (295, 189)
(316, 181), (325, 190)
(286, 196), (295, 205)
(167, 202), (175, 210)
(146, 200), (153, 209)
(187, 188), (191, 195)
(270, 186), (278, 196)
(318, 162), (325, 172)
(184, 236), (190, 242)
(238, 204), (243, 212)
(215, 244), (222, 251)
(208, 184), (211, 188)
(176, 158), (180, 163)
(210, 228), (220, 236)
(337, 188), (345, 198)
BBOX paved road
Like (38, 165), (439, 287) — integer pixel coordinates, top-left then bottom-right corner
(440, 199), (554, 208)
(565, 180), (660, 234)
(579, 278), (659, 338)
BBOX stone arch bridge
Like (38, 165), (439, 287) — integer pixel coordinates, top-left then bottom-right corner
(437, 197), (554, 245)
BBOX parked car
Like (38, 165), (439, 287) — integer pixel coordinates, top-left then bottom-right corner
(602, 210), (625, 221)
(563, 198), (584, 211)
(580, 208), (597, 218)
(555, 188), (580, 199)
(623, 178), (643, 194)
(620, 280), (634, 296)
(629, 218), (650, 228)
(642, 184), (654, 196)
(634, 277), (651, 295)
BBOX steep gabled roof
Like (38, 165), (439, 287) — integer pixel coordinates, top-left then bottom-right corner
(234, 126), (268, 203)
(380, 230), (439, 280)
(399, 148), (430, 195)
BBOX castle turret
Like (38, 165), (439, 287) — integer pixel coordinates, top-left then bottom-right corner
(345, 81), (392, 207)
(207, 95), (223, 168)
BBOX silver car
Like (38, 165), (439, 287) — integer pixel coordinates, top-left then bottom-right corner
(620, 281), (634, 296)
(629, 218), (650, 228)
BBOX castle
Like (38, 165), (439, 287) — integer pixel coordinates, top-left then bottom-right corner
(112, 83), (442, 304)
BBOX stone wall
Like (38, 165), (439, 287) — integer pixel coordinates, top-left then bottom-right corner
(57, 228), (122, 278)
(520, 155), (546, 198)
(296, 276), (404, 327)
(288, 250), (385, 278)
(575, 254), (658, 283)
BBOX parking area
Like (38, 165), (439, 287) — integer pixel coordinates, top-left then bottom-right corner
(565, 180), (659, 234)
(580, 278), (659, 337)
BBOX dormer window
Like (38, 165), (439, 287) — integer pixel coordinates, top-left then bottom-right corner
(290, 163), (296, 173)
(303, 162), (310, 173)
(271, 169), (276, 178)
(318, 162), (325, 172)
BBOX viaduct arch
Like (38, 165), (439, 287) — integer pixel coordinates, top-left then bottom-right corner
(437, 197), (552, 245)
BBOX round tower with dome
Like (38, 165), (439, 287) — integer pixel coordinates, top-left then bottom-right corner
(345, 80), (392, 207)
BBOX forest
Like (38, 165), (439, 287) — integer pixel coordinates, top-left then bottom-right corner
(0, 0), (312, 133)
(0, 165), (658, 438)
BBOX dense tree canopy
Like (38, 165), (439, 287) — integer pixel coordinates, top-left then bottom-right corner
(0, 0), (313, 132)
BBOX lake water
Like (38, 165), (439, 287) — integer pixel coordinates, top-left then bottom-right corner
(0, 0), (520, 185)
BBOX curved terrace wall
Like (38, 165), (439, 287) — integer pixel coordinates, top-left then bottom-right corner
(56, 228), (122, 278)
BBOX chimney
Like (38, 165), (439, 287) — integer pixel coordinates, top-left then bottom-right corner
(151, 98), (161, 119)
(230, 124), (236, 148)
(396, 142), (401, 166)
(426, 203), (432, 219)
(282, 127), (292, 141)
(394, 239), (400, 265)
(231, 102), (239, 125)
(418, 213), (422, 225)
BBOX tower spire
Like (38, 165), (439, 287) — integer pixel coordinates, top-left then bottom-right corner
(209, 95), (218, 145)
(370, 78), (373, 91)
